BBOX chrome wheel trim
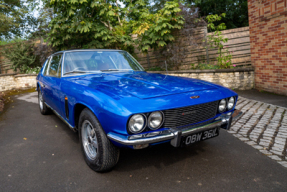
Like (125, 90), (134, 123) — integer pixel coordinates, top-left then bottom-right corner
(81, 120), (98, 160)
(39, 92), (43, 111)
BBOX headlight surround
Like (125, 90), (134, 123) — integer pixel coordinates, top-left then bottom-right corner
(128, 114), (146, 133)
(227, 97), (235, 110)
(148, 111), (164, 130)
(218, 99), (227, 113)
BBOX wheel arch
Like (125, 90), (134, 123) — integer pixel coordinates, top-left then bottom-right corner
(73, 102), (97, 130)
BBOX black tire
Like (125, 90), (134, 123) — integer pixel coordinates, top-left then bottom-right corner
(38, 90), (51, 115)
(79, 108), (120, 172)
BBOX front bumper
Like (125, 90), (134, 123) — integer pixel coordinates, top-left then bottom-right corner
(107, 109), (243, 149)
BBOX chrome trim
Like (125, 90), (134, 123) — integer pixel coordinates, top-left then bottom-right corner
(44, 102), (76, 132)
(179, 120), (224, 137)
(61, 52), (65, 77)
(108, 110), (244, 147)
(108, 131), (174, 145)
(108, 118), (227, 146)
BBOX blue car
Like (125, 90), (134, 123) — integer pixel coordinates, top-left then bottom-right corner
(36, 49), (242, 172)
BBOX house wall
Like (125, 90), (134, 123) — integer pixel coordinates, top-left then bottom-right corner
(248, 0), (287, 95)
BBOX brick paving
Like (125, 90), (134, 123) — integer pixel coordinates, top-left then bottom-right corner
(229, 96), (287, 168)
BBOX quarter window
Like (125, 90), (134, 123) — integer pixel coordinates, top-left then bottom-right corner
(47, 54), (62, 77)
(43, 57), (51, 75)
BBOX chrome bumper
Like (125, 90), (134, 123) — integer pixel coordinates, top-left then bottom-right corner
(107, 109), (243, 148)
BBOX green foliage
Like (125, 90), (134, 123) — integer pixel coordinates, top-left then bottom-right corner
(216, 48), (233, 69)
(2, 41), (41, 73)
(0, 37), (25, 46)
(206, 14), (233, 69)
(30, 1), (54, 41)
(47, 0), (184, 53)
(134, 1), (184, 52)
(186, 0), (249, 29)
(25, 66), (42, 74)
(190, 62), (220, 70)
(0, 0), (38, 40)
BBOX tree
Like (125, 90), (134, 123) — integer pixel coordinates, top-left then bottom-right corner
(30, 0), (54, 40)
(47, 0), (184, 53)
(188, 0), (249, 29)
(0, 0), (38, 40)
(149, 0), (248, 29)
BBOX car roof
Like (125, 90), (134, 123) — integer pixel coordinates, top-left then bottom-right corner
(52, 49), (124, 55)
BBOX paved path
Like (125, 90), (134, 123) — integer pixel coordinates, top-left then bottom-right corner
(229, 96), (287, 168)
(0, 92), (287, 191)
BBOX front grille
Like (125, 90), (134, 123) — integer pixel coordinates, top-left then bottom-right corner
(162, 101), (218, 128)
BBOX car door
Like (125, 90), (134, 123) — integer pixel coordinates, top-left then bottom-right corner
(39, 57), (51, 102)
(42, 54), (63, 114)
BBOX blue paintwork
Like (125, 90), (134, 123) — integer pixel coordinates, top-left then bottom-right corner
(37, 50), (238, 148)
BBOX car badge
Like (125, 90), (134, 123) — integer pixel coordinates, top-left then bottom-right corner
(190, 96), (200, 99)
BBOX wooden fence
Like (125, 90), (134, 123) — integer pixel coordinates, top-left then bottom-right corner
(135, 27), (251, 70)
(0, 27), (251, 74)
(0, 45), (14, 74)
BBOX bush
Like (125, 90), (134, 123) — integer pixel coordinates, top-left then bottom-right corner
(191, 63), (220, 70)
(2, 41), (39, 73)
(2, 40), (53, 74)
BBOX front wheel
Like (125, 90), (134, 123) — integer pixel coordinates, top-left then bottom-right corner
(38, 90), (51, 115)
(79, 108), (120, 172)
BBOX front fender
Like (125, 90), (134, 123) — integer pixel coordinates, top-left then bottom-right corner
(61, 80), (132, 135)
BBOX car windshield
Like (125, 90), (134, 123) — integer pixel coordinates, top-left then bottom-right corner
(63, 51), (144, 75)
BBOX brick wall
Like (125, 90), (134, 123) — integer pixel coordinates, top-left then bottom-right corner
(248, 0), (287, 96)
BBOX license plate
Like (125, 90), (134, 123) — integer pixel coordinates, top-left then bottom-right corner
(183, 127), (219, 146)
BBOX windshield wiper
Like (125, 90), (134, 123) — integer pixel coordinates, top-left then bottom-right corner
(63, 70), (90, 75)
(100, 69), (133, 72)
(64, 70), (102, 75)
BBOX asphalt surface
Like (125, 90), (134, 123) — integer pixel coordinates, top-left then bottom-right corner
(0, 91), (287, 192)
(235, 89), (287, 108)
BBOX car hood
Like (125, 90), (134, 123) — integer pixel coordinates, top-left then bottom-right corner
(71, 72), (219, 99)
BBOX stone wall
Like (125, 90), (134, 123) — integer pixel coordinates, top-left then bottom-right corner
(248, 0), (287, 96)
(148, 68), (255, 90)
(0, 69), (254, 92)
(0, 74), (37, 92)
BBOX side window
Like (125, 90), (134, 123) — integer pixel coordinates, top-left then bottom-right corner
(43, 57), (51, 75)
(47, 54), (62, 77)
(57, 59), (62, 77)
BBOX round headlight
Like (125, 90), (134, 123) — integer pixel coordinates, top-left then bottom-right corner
(148, 111), (164, 130)
(227, 97), (235, 110)
(218, 99), (227, 112)
(128, 114), (146, 133)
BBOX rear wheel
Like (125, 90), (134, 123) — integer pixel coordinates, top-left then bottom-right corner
(38, 90), (51, 115)
(79, 108), (120, 172)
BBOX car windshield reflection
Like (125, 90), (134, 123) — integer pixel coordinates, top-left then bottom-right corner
(63, 51), (144, 76)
